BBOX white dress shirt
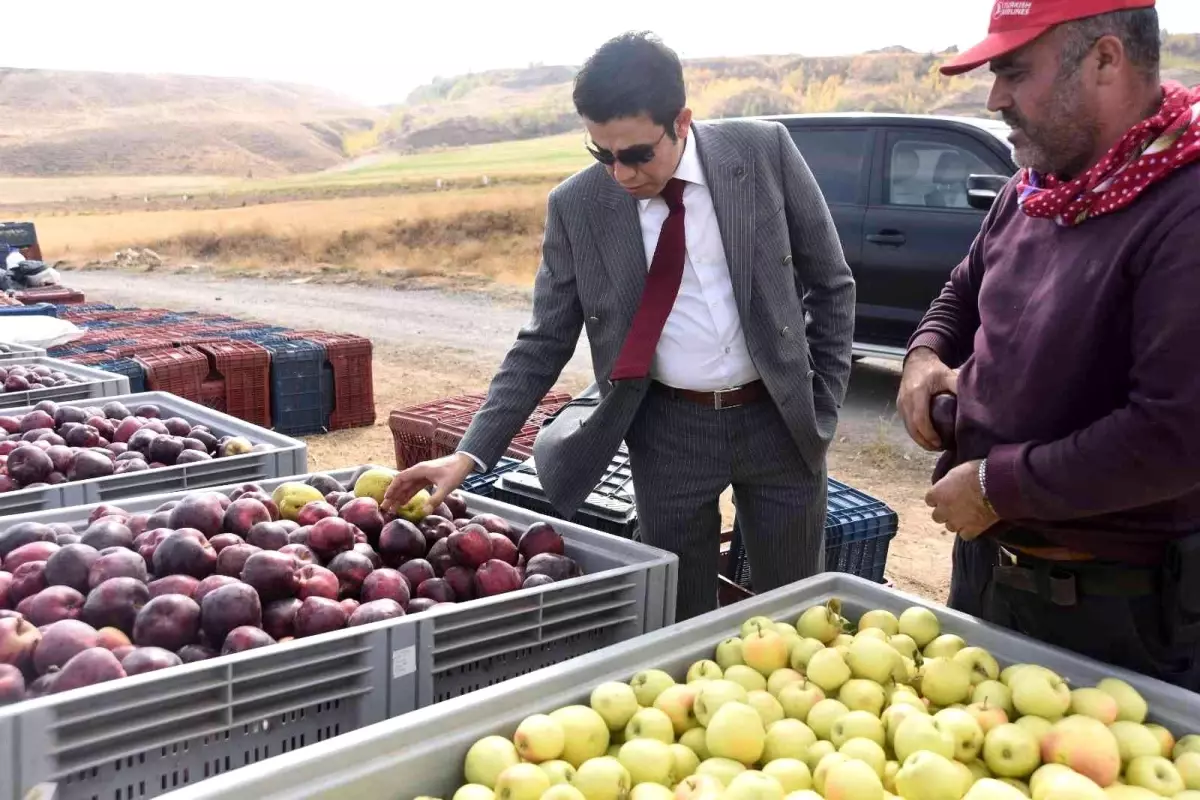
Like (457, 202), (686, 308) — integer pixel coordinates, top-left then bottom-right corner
(637, 131), (759, 392)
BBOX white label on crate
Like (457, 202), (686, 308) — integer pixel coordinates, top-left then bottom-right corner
(391, 646), (416, 679)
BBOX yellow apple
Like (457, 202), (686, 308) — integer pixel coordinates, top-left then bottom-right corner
(539, 760), (576, 785)
(1041, 715), (1121, 787)
(855, 627), (891, 643)
(1033, 768), (1106, 799)
(847, 636), (902, 685)
(494, 763), (551, 800)
(807, 698), (851, 741)
(630, 785), (675, 800)
(790, 638), (827, 671)
(824, 758), (885, 800)
(716, 637), (746, 670)
(1067, 688), (1119, 725)
(1110, 721), (1165, 767)
(513, 713), (565, 763)
(839, 678), (886, 716)
(967, 759), (992, 781)
(687, 659), (724, 683)
(767, 668), (807, 697)
(570, 756), (631, 800)
(724, 771), (787, 800)
(1015, 715), (1054, 747)
(763, 758), (812, 793)
(953, 647), (1001, 685)
(894, 750), (970, 800)
(590, 682), (640, 731)
(807, 648), (852, 693)
(782, 792), (823, 800)
(831, 710), (887, 748)
(706, 701), (767, 766)
(1101, 785), (1165, 799)
(923, 634), (968, 659)
(655, 683), (702, 735)
(962, 778), (1029, 799)
(670, 742), (701, 782)
(464, 735), (521, 788)
(1125, 756), (1185, 796)
(795, 602), (844, 644)
(630, 669), (676, 707)
(883, 760), (900, 793)
(624, 707), (675, 744)
(1143, 723), (1174, 759)
(933, 707), (986, 762)
(1095, 678), (1148, 724)
(549, 706), (611, 768)
(764, 718), (818, 762)
(540, 786), (586, 800)
(982, 723), (1041, 780)
(743, 615), (779, 638)
(967, 700), (1009, 734)
(888, 634), (920, 660)
(813, 753), (852, 795)
(725, 664), (770, 693)
(748, 690), (786, 727)
(920, 657), (973, 707)
(804, 740), (837, 773)
(673, 774), (725, 800)
(859, 609), (900, 636)
(453, 785), (496, 800)
(840, 737), (888, 777)
(680, 727), (711, 760)
(778, 680), (826, 721)
(997, 778), (1030, 797)
(696, 756), (747, 786)
(897, 607), (940, 649)
(893, 713), (956, 763)
(883, 704), (928, 749)
(974, 680), (1016, 717)
(1029, 763), (1074, 797)
(617, 738), (673, 786)
(1009, 671), (1071, 721)
(1176, 735), (1200, 760)
(743, 630), (791, 677)
(1176, 750), (1200, 790)
(694, 679), (750, 726)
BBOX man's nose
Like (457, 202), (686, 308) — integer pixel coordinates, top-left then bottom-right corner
(612, 162), (637, 183)
(987, 80), (1011, 114)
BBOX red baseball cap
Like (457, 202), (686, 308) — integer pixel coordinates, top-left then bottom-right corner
(940, 0), (1157, 76)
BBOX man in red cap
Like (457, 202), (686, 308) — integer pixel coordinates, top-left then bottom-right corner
(899, 0), (1200, 688)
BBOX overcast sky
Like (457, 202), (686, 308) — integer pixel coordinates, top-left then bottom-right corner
(6, 0), (1200, 105)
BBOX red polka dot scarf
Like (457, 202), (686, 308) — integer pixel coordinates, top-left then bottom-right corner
(1017, 81), (1200, 227)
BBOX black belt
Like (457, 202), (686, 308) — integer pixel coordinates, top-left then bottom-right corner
(651, 380), (767, 410)
(994, 546), (1158, 606)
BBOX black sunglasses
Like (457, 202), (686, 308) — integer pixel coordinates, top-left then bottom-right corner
(586, 128), (669, 167)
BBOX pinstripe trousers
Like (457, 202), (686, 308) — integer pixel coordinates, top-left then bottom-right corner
(625, 386), (828, 621)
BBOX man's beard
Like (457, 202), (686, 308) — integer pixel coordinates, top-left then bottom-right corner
(1004, 82), (1099, 178)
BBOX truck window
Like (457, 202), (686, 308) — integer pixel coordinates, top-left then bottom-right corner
(885, 132), (1002, 209)
(788, 129), (869, 205)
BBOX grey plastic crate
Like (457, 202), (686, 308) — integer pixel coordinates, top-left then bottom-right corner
(0, 356), (130, 409)
(0, 466), (678, 800)
(0, 339), (46, 361)
(0, 391), (307, 515)
(155, 572), (1200, 800)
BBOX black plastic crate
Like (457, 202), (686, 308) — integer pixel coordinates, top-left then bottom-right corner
(260, 339), (329, 436)
(94, 358), (147, 394)
(491, 446), (638, 539)
(460, 457), (524, 498)
(725, 478), (898, 588)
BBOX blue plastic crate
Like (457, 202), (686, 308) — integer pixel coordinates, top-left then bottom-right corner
(94, 358), (147, 393)
(226, 326), (291, 341)
(261, 339), (329, 436)
(0, 303), (57, 317)
(461, 457), (524, 497)
(59, 303), (115, 313)
(725, 477), (898, 587)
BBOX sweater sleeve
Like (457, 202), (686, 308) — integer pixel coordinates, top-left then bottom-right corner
(985, 212), (1200, 521)
(906, 185), (1013, 369)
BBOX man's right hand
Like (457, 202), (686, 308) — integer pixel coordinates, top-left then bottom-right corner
(382, 452), (476, 517)
(897, 347), (958, 451)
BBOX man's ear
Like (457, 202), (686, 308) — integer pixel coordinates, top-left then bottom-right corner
(676, 108), (694, 138)
(1093, 35), (1125, 86)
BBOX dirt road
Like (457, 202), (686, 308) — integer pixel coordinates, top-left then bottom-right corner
(63, 269), (951, 600)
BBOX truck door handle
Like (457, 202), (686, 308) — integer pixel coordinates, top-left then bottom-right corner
(866, 232), (906, 246)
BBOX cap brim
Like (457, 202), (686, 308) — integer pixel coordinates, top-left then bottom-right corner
(939, 25), (1050, 76)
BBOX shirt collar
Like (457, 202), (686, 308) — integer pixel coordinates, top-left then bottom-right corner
(639, 127), (705, 209)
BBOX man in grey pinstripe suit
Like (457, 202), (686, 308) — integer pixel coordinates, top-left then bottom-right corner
(385, 32), (856, 620)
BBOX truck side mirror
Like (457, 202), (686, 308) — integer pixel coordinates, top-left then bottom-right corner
(967, 174), (1009, 211)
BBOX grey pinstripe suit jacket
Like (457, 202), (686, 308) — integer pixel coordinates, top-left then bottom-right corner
(458, 118), (856, 516)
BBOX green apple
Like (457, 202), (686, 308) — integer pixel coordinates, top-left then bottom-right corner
(1173, 792), (1200, 800)
(806, 698), (850, 741)
(999, 664), (1059, 688)
(966, 759), (991, 782)
(452, 785), (496, 800)
(1143, 723), (1174, 758)
(1176, 735), (1200, 760)
(748, 690), (785, 727)
(725, 664), (770, 693)
(686, 659), (724, 683)
(966, 700), (1009, 734)
(813, 752), (852, 796)
(654, 683), (702, 735)
(838, 678), (886, 716)
(743, 629), (791, 676)
(893, 713), (955, 763)
(923, 634), (968, 660)
(570, 756), (631, 800)
(831, 709), (887, 748)
(1009, 671), (1070, 721)
(859, 609), (900, 636)
(624, 707), (675, 744)
(548, 706), (611, 768)
(834, 633), (855, 649)
(961, 778), (1029, 799)
(494, 763), (551, 800)
(839, 737), (887, 777)
(715, 637), (746, 670)
(1101, 785), (1166, 800)
(590, 682), (640, 731)
(1125, 755), (1185, 796)
(804, 740), (837, 773)
(695, 756), (747, 786)
(778, 680), (826, 721)
(706, 701), (767, 766)
(920, 657), (973, 707)
(789, 638), (827, 671)
(630, 669), (676, 707)
(1028, 763), (1074, 797)
(855, 627), (891, 643)
(996, 778), (1030, 796)
(883, 704), (927, 749)
(795, 602), (844, 644)
(539, 760), (576, 785)
(763, 718), (818, 762)
(669, 742), (701, 782)
(933, 707), (985, 762)
(629, 785), (674, 800)
(973, 680), (1015, 717)
(1067, 687), (1119, 725)
(1110, 721), (1165, 767)
(539, 786), (586, 800)
(742, 615), (778, 638)
(847, 636), (902, 685)
(1041, 714), (1120, 787)
(767, 668), (807, 697)
(823, 758), (884, 800)
(806, 648), (851, 693)
(982, 723), (1040, 780)
(953, 646), (1000, 685)
(886, 690), (927, 712)
(888, 634), (919, 660)
(464, 735), (521, 788)
(617, 738), (673, 786)
(694, 679), (750, 726)
(724, 771), (787, 800)
(1096, 677), (1148, 724)
(513, 713), (565, 763)
(1032, 766), (1106, 798)
(763, 758), (812, 792)
(776, 621), (804, 641)
(897, 607), (940, 649)
(673, 774), (726, 800)
(1176, 750), (1200, 790)
(680, 727), (710, 760)
(1013, 715), (1053, 747)
(894, 750), (970, 800)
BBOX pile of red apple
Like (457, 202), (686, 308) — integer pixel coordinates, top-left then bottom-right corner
(0, 469), (579, 704)
(0, 363), (82, 394)
(0, 398), (270, 493)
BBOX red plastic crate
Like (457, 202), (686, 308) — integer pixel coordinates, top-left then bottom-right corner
(287, 331), (374, 431)
(15, 287), (85, 305)
(133, 346), (207, 401)
(388, 394), (489, 469)
(429, 392), (571, 460)
(195, 340), (271, 427)
(199, 379), (227, 412)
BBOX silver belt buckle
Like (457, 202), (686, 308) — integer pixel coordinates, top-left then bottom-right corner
(714, 385), (741, 411)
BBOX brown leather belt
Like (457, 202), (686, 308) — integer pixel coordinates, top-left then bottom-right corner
(995, 546), (1157, 606)
(652, 379), (767, 410)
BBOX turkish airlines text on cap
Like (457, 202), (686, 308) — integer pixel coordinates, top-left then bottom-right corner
(940, 0), (1156, 76)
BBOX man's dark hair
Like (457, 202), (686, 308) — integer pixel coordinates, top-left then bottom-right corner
(1058, 8), (1161, 80)
(572, 31), (687, 139)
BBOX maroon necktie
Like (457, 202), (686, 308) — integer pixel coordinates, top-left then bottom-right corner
(610, 178), (687, 380)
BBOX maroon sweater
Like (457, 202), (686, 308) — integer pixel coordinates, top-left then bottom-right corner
(909, 162), (1200, 566)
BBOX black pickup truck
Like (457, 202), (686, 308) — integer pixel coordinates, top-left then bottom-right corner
(761, 112), (1018, 359)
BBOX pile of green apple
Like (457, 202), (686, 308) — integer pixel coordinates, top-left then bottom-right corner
(422, 600), (1200, 800)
